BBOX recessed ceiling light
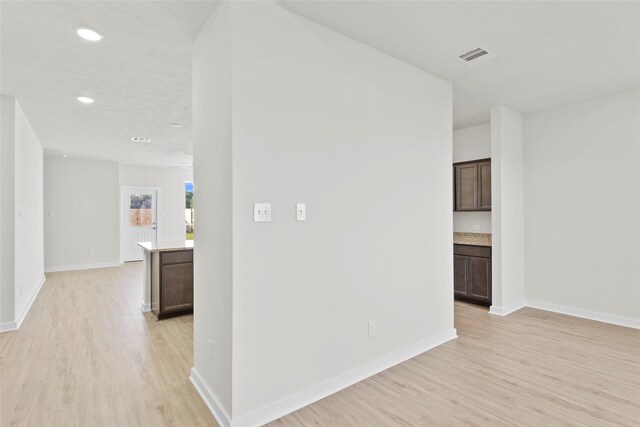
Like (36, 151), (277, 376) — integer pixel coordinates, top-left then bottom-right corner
(131, 136), (152, 143)
(76, 27), (104, 42)
(77, 96), (94, 104)
(62, 154), (68, 158)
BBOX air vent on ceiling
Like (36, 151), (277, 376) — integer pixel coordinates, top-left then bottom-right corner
(131, 136), (152, 143)
(457, 46), (496, 65)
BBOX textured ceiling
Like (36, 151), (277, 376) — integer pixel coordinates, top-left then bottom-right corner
(280, 0), (640, 129)
(1, 1), (218, 167)
(2, 1), (639, 166)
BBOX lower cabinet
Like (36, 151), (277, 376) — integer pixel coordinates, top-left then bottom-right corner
(454, 244), (492, 306)
(151, 250), (194, 319)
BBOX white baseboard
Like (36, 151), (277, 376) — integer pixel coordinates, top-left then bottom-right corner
(489, 300), (526, 316)
(191, 328), (457, 427)
(0, 320), (18, 332)
(44, 261), (122, 273)
(140, 301), (151, 312)
(15, 275), (46, 329)
(525, 299), (640, 329)
(190, 367), (232, 427)
(0, 275), (46, 333)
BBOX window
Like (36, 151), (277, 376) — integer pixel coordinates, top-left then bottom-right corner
(130, 194), (153, 226)
(185, 182), (194, 240)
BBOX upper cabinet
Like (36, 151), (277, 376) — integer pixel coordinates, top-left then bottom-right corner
(477, 160), (491, 210)
(454, 158), (491, 212)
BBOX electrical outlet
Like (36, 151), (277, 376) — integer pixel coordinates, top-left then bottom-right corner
(472, 224), (481, 231)
(90, 250), (95, 257)
(208, 338), (214, 361)
(368, 320), (376, 337)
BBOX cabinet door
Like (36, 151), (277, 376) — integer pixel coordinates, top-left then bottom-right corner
(455, 163), (478, 211)
(454, 255), (468, 296)
(478, 161), (491, 211)
(161, 262), (193, 313)
(469, 257), (491, 301)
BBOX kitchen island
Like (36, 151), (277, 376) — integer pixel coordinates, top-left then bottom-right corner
(138, 240), (193, 319)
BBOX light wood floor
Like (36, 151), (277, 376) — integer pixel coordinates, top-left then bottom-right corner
(0, 263), (217, 427)
(2, 264), (639, 426)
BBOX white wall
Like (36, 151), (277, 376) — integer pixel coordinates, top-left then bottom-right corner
(453, 123), (491, 233)
(524, 89), (640, 324)
(453, 123), (491, 163)
(1, 95), (17, 325)
(192, 2), (234, 414)
(14, 101), (44, 318)
(44, 157), (120, 271)
(119, 165), (193, 243)
(1, 95), (44, 330)
(44, 159), (192, 271)
(193, 2), (454, 423)
(491, 106), (525, 313)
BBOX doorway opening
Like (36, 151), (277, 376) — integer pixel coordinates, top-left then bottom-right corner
(185, 182), (194, 240)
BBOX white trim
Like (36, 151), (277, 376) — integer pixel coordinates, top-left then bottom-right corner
(489, 300), (526, 316)
(190, 367), (232, 427)
(1, 275), (46, 333)
(140, 301), (151, 312)
(191, 328), (457, 427)
(15, 275), (46, 329)
(0, 321), (18, 333)
(525, 299), (640, 329)
(44, 261), (122, 273)
(488, 299), (640, 329)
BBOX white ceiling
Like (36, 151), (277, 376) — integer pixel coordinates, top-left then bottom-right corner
(1, 1), (218, 167)
(1, 1), (639, 166)
(280, 0), (640, 129)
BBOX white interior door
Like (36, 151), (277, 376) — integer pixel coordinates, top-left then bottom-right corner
(124, 189), (157, 262)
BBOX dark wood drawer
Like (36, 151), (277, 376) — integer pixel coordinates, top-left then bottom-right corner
(454, 244), (491, 259)
(161, 250), (193, 265)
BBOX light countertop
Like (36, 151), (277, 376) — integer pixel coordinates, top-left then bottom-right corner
(453, 232), (491, 247)
(137, 240), (193, 253)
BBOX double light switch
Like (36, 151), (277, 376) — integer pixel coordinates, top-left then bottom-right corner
(254, 203), (272, 222)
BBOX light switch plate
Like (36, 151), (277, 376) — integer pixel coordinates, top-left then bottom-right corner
(296, 203), (306, 221)
(254, 203), (272, 222)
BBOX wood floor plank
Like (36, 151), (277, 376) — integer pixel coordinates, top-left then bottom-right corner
(1, 264), (638, 426)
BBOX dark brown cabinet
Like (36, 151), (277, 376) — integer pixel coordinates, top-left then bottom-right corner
(151, 250), (194, 319)
(478, 161), (491, 210)
(454, 159), (491, 211)
(454, 244), (491, 306)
